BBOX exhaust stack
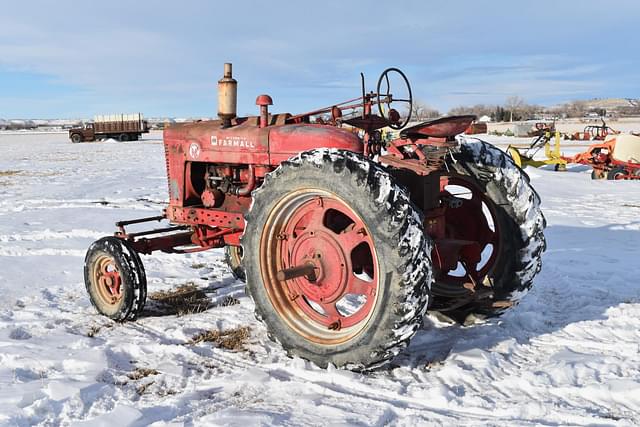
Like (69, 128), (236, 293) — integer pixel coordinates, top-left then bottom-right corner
(218, 63), (237, 128)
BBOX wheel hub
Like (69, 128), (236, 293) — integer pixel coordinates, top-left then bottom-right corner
(289, 229), (349, 304)
(94, 256), (122, 304)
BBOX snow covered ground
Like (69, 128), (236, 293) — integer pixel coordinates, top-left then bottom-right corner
(0, 131), (639, 426)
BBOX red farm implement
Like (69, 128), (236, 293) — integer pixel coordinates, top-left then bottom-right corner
(563, 133), (640, 180)
(84, 64), (546, 369)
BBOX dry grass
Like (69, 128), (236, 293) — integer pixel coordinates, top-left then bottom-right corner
(136, 381), (155, 395)
(190, 262), (206, 269)
(216, 295), (240, 307)
(86, 322), (113, 338)
(148, 283), (210, 316)
(127, 367), (160, 380)
(188, 326), (251, 351)
(0, 170), (21, 177)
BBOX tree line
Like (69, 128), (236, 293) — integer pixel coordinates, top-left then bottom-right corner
(410, 96), (640, 122)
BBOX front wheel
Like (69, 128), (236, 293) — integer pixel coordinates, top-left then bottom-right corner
(591, 169), (606, 180)
(243, 149), (432, 370)
(84, 237), (147, 321)
(70, 133), (82, 143)
(225, 246), (245, 281)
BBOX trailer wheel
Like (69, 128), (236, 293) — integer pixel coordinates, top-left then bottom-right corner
(607, 166), (628, 180)
(118, 133), (130, 142)
(225, 246), (245, 281)
(243, 149), (432, 370)
(433, 138), (546, 320)
(84, 236), (147, 321)
(70, 133), (82, 143)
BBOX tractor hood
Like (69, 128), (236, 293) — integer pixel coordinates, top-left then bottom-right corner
(163, 119), (363, 166)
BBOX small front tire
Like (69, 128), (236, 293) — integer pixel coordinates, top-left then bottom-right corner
(84, 237), (147, 321)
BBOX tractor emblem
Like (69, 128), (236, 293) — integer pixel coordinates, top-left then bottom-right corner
(189, 142), (201, 159)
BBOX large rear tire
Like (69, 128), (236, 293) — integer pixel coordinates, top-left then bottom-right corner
(431, 138), (546, 320)
(243, 149), (432, 370)
(84, 237), (147, 321)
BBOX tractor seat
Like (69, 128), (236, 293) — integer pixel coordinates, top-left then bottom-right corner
(400, 115), (476, 139)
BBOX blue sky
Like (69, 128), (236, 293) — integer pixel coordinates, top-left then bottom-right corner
(1, 0), (639, 118)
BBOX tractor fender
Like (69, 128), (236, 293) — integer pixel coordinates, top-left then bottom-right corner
(268, 124), (363, 164)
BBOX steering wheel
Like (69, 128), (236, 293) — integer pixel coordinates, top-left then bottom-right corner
(376, 67), (413, 129)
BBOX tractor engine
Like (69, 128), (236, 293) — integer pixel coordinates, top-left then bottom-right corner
(162, 64), (363, 236)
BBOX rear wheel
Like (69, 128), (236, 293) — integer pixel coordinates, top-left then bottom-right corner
(243, 149), (432, 369)
(607, 166), (628, 180)
(84, 237), (147, 321)
(118, 133), (129, 142)
(431, 139), (546, 320)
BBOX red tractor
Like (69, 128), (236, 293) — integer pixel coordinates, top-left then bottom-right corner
(84, 64), (546, 369)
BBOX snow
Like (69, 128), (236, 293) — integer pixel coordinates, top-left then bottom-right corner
(1, 131), (639, 425)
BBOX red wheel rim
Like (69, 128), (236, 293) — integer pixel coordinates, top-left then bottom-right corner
(260, 189), (379, 345)
(92, 254), (123, 306)
(437, 175), (501, 285)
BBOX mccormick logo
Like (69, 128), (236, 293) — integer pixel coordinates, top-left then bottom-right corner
(211, 135), (256, 148)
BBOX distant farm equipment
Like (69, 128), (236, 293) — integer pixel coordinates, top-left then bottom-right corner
(570, 118), (618, 141)
(563, 133), (640, 180)
(69, 113), (150, 143)
(507, 123), (567, 171)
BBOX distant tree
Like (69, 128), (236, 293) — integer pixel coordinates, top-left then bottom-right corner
(410, 100), (440, 121)
(448, 104), (494, 119)
(505, 96), (526, 121)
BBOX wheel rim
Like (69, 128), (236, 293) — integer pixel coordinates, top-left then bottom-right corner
(229, 246), (243, 266)
(437, 175), (501, 287)
(260, 189), (379, 345)
(91, 254), (123, 306)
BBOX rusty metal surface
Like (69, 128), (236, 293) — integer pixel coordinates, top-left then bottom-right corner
(401, 115), (476, 139)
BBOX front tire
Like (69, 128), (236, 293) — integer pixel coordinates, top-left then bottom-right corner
(243, 149), (432, 370)
(84, 237), (147, 321)
(225, 246), (245, 281)
(70, 133), (82, 143)
(591, 169), (606, 180)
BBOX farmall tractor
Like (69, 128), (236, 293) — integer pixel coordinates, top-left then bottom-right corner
(84, 64), (546, 369)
